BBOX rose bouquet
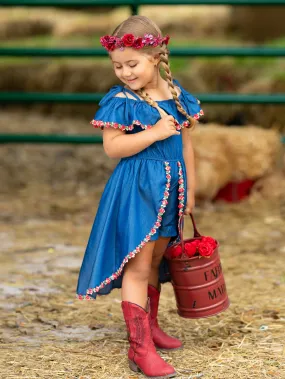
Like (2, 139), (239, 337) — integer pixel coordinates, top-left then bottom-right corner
(164, 214), (229, 319)
(169, 236), (217, 259)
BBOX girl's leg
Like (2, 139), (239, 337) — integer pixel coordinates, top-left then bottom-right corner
(147, 236), (183, 351)
(121, 240), (155, 309)
(149, 236), (171, 288)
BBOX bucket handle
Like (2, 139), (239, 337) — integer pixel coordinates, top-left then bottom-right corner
(179, 213), (202, 253)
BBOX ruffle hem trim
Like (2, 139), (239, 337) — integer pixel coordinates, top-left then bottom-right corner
(90, 110), (204, 131)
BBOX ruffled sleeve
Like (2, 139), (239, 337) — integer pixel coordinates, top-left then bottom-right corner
(90, 85), (134, 131)
(174, 79), (204, 121)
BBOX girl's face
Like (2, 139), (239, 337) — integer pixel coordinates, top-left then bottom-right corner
(110, 47), (159, 90)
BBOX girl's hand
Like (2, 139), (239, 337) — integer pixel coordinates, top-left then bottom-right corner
(151, 115), (180, 141)
(184, 190), (195, 215)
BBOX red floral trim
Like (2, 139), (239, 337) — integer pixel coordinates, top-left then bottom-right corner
(90, 110), (204, 132)
(171, 161), (185, 246)
(76, 161), (172, 300)
(90, 120), (136, 131)
(194, 109), (204, 119)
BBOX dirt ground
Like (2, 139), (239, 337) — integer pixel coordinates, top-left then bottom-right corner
(0, 190), (285, 379)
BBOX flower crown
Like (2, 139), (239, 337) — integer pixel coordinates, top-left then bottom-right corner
(100, 33), (170, 52)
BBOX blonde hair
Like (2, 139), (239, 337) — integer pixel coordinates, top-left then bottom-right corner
(111, 15), (196, 129)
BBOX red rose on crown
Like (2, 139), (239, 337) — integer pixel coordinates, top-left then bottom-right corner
(169, 236), (217, 259)
(162, 35), (170, 45)
(100, 35), (117, 51)
(133, 37), (144, 49)
(115, 38), (125, 49)
(122, 34), (136, 47)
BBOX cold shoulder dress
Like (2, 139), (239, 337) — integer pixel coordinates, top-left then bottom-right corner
(76, 79), (204, 300)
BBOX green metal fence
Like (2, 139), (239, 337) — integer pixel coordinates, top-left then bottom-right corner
(2, 0), (285, 6)
(0, 0), (285, 144)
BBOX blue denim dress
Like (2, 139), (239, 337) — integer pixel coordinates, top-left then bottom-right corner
(76, 79), (203, 300)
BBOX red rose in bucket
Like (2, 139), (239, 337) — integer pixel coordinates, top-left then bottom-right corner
(169, 236), (217, 259)
(202, 236), (217, 250)
(171, 245), (183, 258)
(198, 242), (213, 257)
(184, 239), (200, 257)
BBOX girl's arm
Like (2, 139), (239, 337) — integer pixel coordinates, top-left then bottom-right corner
(182, 128), (196, 213)
(103, 128), (157, 159)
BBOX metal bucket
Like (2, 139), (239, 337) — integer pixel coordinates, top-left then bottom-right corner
(164, 214), (230, 319)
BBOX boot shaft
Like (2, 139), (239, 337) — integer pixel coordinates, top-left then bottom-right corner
(148, 284), (161, 325)
(121, 298), (155, 356)
(147, 284), (183, 351)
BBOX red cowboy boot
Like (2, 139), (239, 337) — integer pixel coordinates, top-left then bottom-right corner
(121, 297), (177, 378)
(148, 284), (183, 351)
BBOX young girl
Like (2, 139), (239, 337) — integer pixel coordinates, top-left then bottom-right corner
(76, 15), (204, 378)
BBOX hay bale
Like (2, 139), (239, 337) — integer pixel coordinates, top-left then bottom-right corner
(0, 61), (115, 92)
(178, 61), (285, 131)
(223, 126), (281, 181)
(138, 5), (232, 37)
(186, 59), (257, 93)
(0, 62), (117, 119)
(0, 142), (117, 195)
(177, 58), (261, 126)
(229, 6), (285, 42)
(0, 19), (53, 40)
(192, 126), (232, 199)
(53, 9), (114, 36)
(54, 18), (112, 37)
(0, 111), (117, 195)
(192, 124), (282, 200)
(0, 7), (113, 40)
(239, 75), (285, 133)
(0, 8), (54, 40)
(251, 171), (285, 200)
